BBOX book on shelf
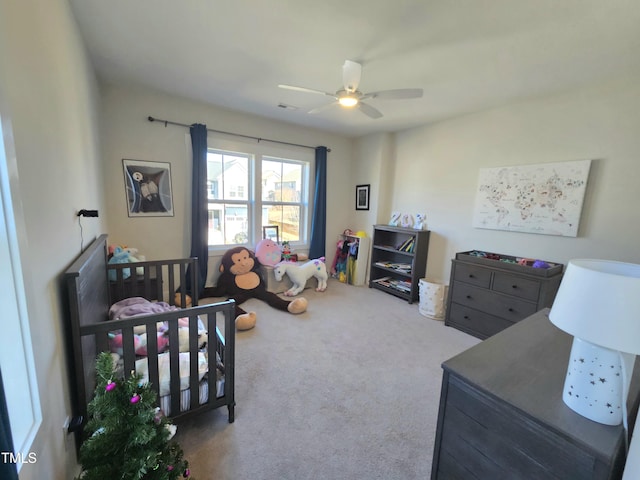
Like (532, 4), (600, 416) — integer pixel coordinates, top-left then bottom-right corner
(374, 261), (412, 272)
(391, 263), (411, 272)
(397, 237), (415, 253)
(372, 276), (411, 292)
(372, 276), (392, 287)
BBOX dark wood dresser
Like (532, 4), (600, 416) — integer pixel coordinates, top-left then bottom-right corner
(431, 309), (640, 480)
(445, 251), (563, 339)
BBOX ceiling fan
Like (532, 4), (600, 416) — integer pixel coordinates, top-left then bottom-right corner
(278, 60), (423, 119)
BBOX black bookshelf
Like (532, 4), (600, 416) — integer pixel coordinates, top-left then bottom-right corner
(368, 225), (430, 303)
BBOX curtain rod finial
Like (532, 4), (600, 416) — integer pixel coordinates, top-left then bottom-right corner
(148, 116), (155, 122)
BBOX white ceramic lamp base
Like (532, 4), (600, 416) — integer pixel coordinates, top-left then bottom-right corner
(562, 337), (634, 426)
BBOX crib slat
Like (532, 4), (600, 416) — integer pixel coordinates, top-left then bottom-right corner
(188, 314), (199, 410)
(145, 322), (161, 402)
(121, 326), (136, 377)
(155, 265), (164, 302)
(206, 313), (226, 402)
(167, 320), (180, 416)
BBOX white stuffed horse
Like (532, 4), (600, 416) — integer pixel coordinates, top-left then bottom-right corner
(274, 257), (328, 296)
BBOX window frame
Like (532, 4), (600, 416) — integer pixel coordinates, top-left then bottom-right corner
(0, 113), (42, 471)
(260, 155), (309, 246)
(205, 137), (314, 254)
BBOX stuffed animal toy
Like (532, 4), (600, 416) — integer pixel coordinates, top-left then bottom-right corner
(274, 258), (328, 296)
(109, 327), (206, 356)
(177, 327), (208, 352)
(107, 246), (145, 281)
(136, 332), (170, 356)
(109, 331), (171, 356)
(201, 246), (308, 331)
(280, 241), (298, 262)
(108, 332), (142, 356)
(255, 238), (281, 266)
(133, 321), (167, 336)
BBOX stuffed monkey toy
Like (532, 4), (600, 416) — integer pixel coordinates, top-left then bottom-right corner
(201, 246), (308, 331)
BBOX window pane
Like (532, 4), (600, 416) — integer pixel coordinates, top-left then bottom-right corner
(262, 158), (302, 203)
(207, 152), (222, 200)
(263, 204), (300, 242)
(207, 152), (248, 201)
(223, 155), (248, 200)
(262, 159), (281, 201)
(281, 162), (302, 202)
(208, 203), (248, 245)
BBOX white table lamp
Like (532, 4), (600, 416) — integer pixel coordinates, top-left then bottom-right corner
(549, 259), (640, 426)
(549, 260), (640, 480)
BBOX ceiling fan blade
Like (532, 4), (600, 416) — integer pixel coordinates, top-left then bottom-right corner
(358, 102), (383, 119)
(361, 88), (423, 100)
(278, 84), (335, 97)
(308, 102), (338, 115)
(342, 60), (362, 93)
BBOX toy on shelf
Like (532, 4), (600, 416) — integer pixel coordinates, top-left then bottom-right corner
(469, 250), (556, 269)
(274, 258), (328, 296)
(281, 241), (298, 262)
(255, 238), (281, 266)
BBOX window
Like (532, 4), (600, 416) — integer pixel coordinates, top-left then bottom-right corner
(261, 158), (305, 243)
(206, 142), (312, 249)
(207, 151), (249, 245)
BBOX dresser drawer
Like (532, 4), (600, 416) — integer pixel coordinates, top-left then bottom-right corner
(440, 377), (595, 479)
(451, 281), (538, 321)
(453, 263), (491, 288)
(447, 303), (515, 338)
(492, 272), (541, 301)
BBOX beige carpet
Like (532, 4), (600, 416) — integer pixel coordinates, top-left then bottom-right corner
(174, 279), (479, 479)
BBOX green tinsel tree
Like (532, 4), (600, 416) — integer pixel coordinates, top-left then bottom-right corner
(76, 352), (191, 480)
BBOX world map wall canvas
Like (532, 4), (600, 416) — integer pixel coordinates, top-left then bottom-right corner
(472, 159), (592, 237)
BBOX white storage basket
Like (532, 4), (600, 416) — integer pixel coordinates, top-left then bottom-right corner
(419, 278), (448, 320)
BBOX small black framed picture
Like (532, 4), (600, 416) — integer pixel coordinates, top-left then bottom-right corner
(262, 225), (280, 243)
(356, 184), (370, 211)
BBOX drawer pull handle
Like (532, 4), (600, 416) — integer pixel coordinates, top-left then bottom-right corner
(463, 315), (469, 319)
(508, 308), (514, 312)
(468, 274), (475, 278)
(512, 284), (518, 289)
(466, 295), (472, 299)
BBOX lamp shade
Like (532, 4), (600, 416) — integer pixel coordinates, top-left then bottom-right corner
(549, 259), (640, 355)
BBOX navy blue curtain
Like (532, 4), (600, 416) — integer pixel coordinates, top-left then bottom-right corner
(185, 123), (209, 296)
(309, 146), (327, 259)
(0, 368), (18, 480)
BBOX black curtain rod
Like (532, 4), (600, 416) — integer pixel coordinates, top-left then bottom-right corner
(148, 116), (330, 152)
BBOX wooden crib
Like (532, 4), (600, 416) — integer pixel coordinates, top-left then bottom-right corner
(64, 234), (235, 445)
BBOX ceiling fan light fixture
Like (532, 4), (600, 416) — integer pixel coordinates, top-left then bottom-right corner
(278, 60), (422, 119)
(338, 95), (358, 107)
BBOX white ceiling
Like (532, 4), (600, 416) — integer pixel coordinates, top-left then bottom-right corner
(68, 0), (640, 137)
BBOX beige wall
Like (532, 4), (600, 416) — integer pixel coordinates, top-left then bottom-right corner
(3, 2), (640, 479)
(100, 83), (354, 285)
(351, 132), (396, 236)
(356, 75), (640, 285)
(0, 0), (105, 478)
